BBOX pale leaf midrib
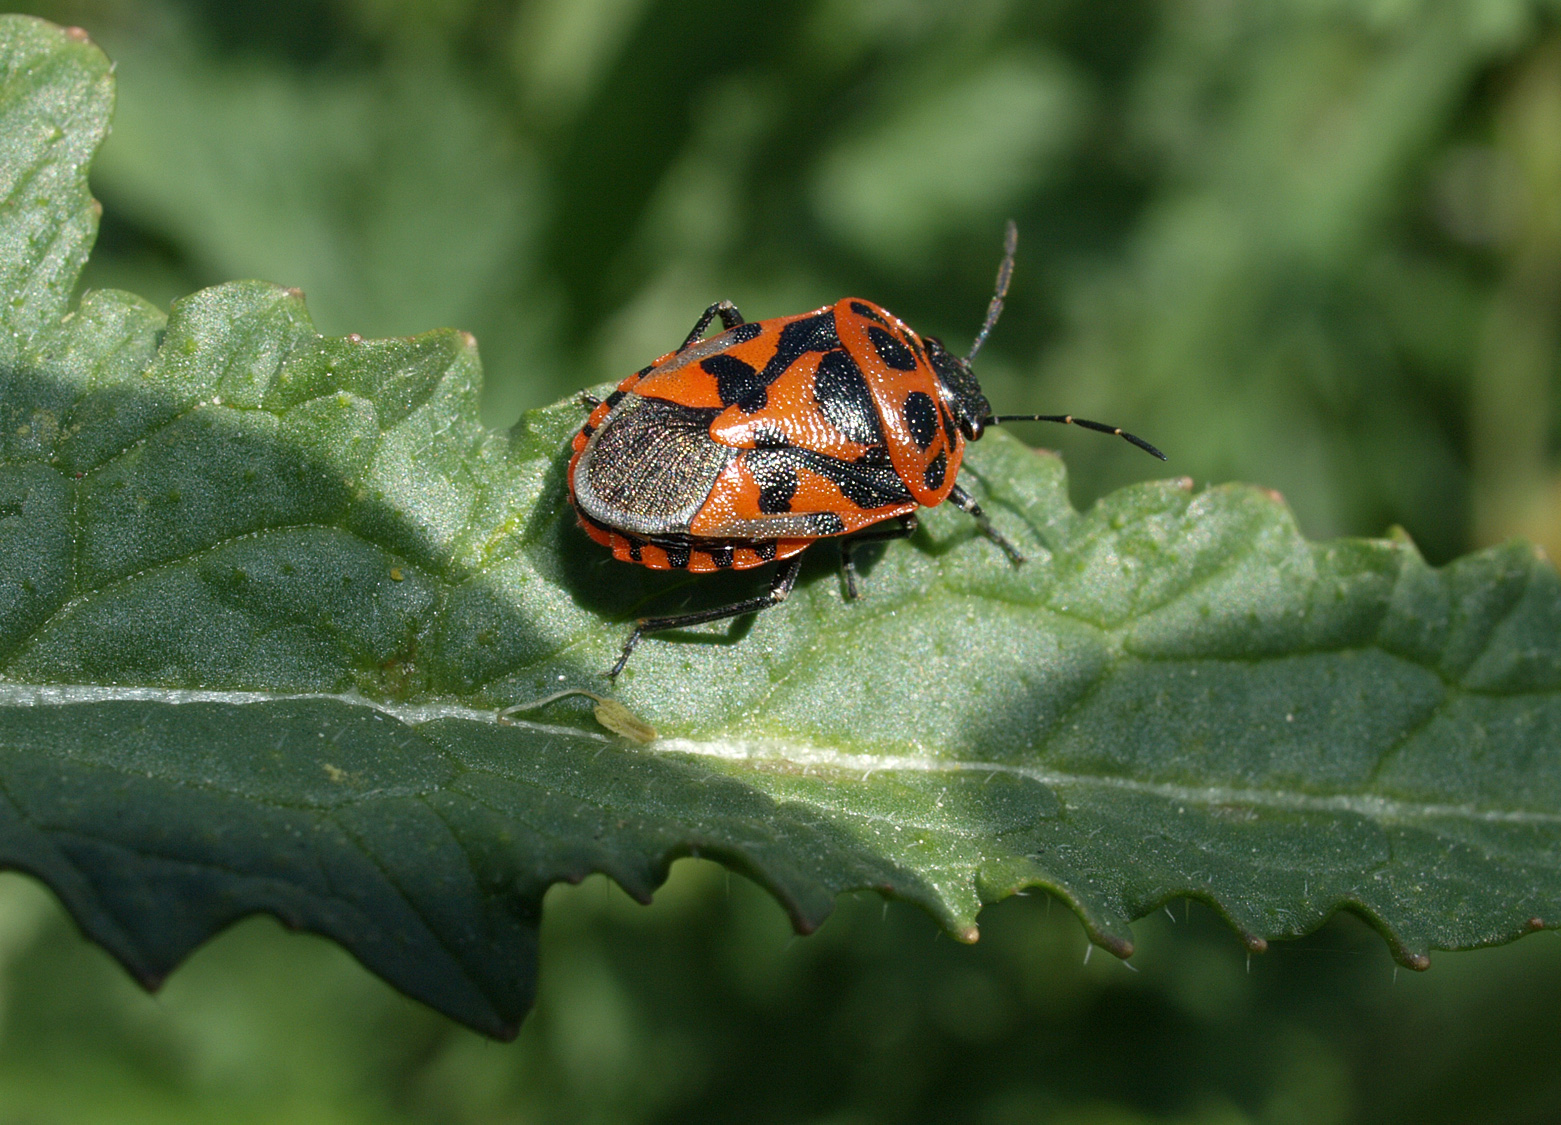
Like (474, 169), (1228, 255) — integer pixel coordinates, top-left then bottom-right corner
(1, 682), (1554, 828)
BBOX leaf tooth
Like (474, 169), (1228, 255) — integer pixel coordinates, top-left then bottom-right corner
(1088, 928), (1135, 959)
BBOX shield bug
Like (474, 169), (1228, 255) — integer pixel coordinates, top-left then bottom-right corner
(569, 223), (1164, 676)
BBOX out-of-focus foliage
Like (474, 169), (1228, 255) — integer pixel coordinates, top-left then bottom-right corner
(0, 865), (1558, 1124)
(5, 0), (1561, 1119)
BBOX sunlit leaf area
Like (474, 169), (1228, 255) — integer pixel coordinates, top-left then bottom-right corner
(3, 1), (1561, 1120)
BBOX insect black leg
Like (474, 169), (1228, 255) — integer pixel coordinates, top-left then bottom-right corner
(947, 483), (1025, 564)
(577, 390), (603, 410)
(839, 515), (918, 600)
(607, 552), (804, 678)
(677, 300), (746, 353)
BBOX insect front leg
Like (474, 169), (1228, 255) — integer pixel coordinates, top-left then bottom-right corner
(607, 552), (804, 678)
(677, 300), (746, 352)
(576, 390), (603, 410)
(838, 515), (919, 600)
(946, 483), (1024, 564)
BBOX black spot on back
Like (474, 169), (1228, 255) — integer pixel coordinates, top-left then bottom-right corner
(752, 422), (790, 448)
(755, 541), (777, 561)
(702, 311), (839, 412)
(814, 349), (885, 446)
(857, 446), (892, 468)
(605, 390), (626, 408)
(760, 476), (797, 513)
(868, 325), (917, 371)
(849, 301), (890, 326)
(924, 452), (947, 492)
(665, 543), (691, 569)
(703, 353), (767, 411)
(837, 470), (907, 509)
(749, 446), (913, 515)
(904, 392), (939, 450)
(709, 545), (735, 568)
(759, 311), (840, 385)
(627, 538), (643, 562)
(749, 451), (800, 513)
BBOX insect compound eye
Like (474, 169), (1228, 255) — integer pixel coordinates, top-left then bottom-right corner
(927, 344), (991, 442)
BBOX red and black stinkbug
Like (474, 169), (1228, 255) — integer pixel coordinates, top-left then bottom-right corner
(568, 223), (1165, 677)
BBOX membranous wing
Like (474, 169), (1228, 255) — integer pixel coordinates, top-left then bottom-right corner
(572, 395), (732, 538)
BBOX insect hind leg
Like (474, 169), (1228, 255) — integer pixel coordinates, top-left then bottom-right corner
(607, 552), (803, 678)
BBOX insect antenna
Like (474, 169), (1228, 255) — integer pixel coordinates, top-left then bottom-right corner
(967, 219), (1018, 362)
(966, 222), (1165, 461)
(986, 413), (1168, 460)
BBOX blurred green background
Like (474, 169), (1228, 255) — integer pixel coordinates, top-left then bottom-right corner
(4, 0), (1561, 1120)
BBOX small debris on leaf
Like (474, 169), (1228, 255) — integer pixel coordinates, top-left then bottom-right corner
(497, 690), (657, 744)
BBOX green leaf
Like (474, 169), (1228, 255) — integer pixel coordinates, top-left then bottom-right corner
(1, 15), (1558, 1038)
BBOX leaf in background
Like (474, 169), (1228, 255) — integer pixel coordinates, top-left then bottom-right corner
(0, 15), (1558, 1039)
(85, 24), (546, 426)
(1036, 3), (1528, 549)
(811, 50), (1088, 267)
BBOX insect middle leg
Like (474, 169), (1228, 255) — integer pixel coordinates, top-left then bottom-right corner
(607, 552), (804, 678)
(678, 300), (746, 352)
(947, 483), (1024, 564)
(839, 515), (918, 600)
